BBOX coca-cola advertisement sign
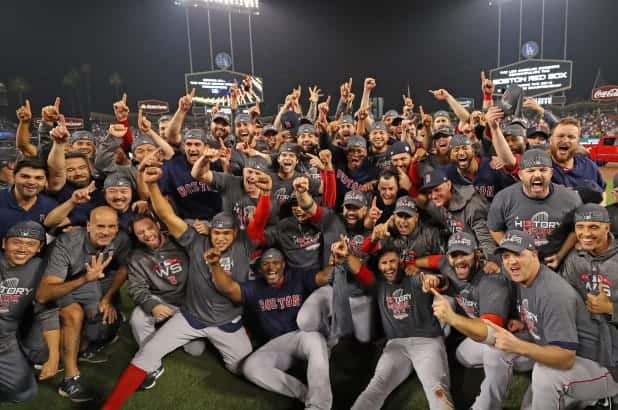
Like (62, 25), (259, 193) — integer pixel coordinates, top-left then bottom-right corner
(137, 99), (170, 115)
(592, 85), (618, 102)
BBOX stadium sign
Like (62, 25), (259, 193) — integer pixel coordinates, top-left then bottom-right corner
(64, 117), (84, 130)
(591, 85), (618, 102)
(490, 59), (573, 97)
(456, 98), (475, 110)
(138, 99), (170, 115)
(185, 70), (263, 108)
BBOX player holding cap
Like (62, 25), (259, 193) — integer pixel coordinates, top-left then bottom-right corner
(424, 232), (513, 410)
(490, 230), (618, 409)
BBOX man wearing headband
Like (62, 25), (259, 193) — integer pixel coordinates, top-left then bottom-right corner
(0, 221), (46, 402)
(207, 247), (335, 409)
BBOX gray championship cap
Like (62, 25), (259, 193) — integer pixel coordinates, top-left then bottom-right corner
(297, 123), (317, 136)
(420, 168), (450, 193)
(278, 142), (300, 156)
(69, 130), (95, 145)
(183, 128), (207, 143)
(234, 113), (252, 125)
(340, 115), (355, 125)
(433, 126), (454, 138)
(369, 121), (388, 133)
(343, 190), (368, 208)
(6, 220), (46, 242)
(394, 196), (418, 216)
(210, 212), (237, 229)
(132, 133), (155, 151)
(245, 156), (270, 172)
(450, 134), (472, 148)
(495, 230), (536, 254)
(433, 110), (450, 120)
(263, 124), (278, 136)
(346, 135), (367, 151)
(212, 112), (231, 125)
(104, 173), (132, 189)
(520, 148), (552, 170)
(261, 248), (285, 261)
(574, 203), (610, 224)
(388, 141), (412, 157)
(447, 232), (478, 255)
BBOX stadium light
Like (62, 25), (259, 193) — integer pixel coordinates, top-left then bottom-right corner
(175, 0), (260, 15)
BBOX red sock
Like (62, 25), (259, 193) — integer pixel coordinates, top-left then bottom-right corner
(102, 364), (147, 410)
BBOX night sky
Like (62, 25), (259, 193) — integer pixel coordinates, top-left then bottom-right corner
(1, 0), (616, 117)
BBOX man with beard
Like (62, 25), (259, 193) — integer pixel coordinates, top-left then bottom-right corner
(127, 213), (204, 390)
(445, 134), (516, 202)
(418, 126), (454, 177)
(0, 158), (57, 239)
(367, 121), (391, 172)
(489, 230), (618, 409)
(350, 243), (454, 410)
(0, 221), (47, 403)
(364, 168), (411, 228)
(420, 168), (498, 268)
(549, 117), (605, 192)
(361, 196), (445, 274)
(102, 173), (137, 230)
(425, 232), (513, 410)
(388, 141), (425, 198)
(296, 123), (326, 190)
(159, 129), (223, 222)
(333, 135), (378, 211)
(488, 149), (582, 267)
(208, 247), (335, 409)
(68, 131), (96, 160)
(433, 110), (452, 130)
(36, 206), (131, 402)
(333, 115), (356, 149)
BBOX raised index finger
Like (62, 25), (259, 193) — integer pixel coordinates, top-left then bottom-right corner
(25, 99), (31, 111)
(121, 93), (127, 104)
(54, 97), (61, 110)
(190, 88), (196, 98)
(481, 70), (486, 82)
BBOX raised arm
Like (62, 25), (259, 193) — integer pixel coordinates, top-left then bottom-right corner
(15, 99), (38, 157)
(293, 176), (318, 216)
(430, 89), (470, 125)
(205, 248), (242, 303)
(143, 164), (188, 239)
(486, 106), (516, 168)
(46, 116), (69, 192)
(167, 88), (195, 145)
(44, 181), (96, 229)
(138, 108), (174, 160)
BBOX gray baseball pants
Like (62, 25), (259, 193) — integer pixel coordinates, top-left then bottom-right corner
(351, 336), (453, 410)
(131, 311), (252, 374)
(296, 285), (374, 343)
(129, 306), (206, 356)
(242, 330), (332, 410)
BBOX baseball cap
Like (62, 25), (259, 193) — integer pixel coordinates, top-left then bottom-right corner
(383, 110), (398, 119)
(495, 230), (536, 254)
(212, 112), (231, 125)
(158, 114), (172, 124)
(278, 142), (299, 156)
(388, 141), (412, 157)
(69, 130), (94, 145)
(104, 173), (132, 189)
(526, 126), (549, 140)
(369, 121), (388, 133)
(343, 190), (368, 208)
(394, 196), (418, 216)
(132, 133), (155, 151)
(297, 123), (317, 136)
(391, 115), (406, 126)
(346, 135), (367, 151)
(433, 126), (454, 139)
(503, 123), (526, 138)
(210, 212), (236, 229)
(574, 203), (610, 224)
(234, 113), (251, 126)
(574, 180), (604, 204)
(446, 232), (477, 255)
(340, 115), (355, 125)
(183, 128), (207, 143)
(420, 168), (449, 193)
(281, 111), (301, 135)
(434, 110), (450, 120)
(261, 248), (284, 261)
(255, 140), (270, 153)
(5, 220), (46, 242)
(520, 148), (552, 170)
(299, 117), (313, 126)
(245, 156), (269, 172)
(263, 124), (278, 136)
(450, 134), (472, 148)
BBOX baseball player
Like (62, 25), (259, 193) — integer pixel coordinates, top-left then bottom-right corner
(207, 247), (337, 409)
(68, 130), (96, 160)
(102, 164), (254, 410)
(36, 206), (131, 402)
(350, 242), (454, 410)
(0, 221), (46, 402)
(424, 232), (513, 410)
(367, 121), (392, 172)
(490, 230), (618, 409)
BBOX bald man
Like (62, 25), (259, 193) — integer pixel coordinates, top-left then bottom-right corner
(36, 206), (131, 402)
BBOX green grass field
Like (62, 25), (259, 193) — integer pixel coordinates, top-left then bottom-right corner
(2, 175), (616, 410)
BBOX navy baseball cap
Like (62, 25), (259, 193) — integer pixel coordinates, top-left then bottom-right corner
(183, 128), (207, 143)
(420, 168), (449, 193)
(447, 232), (477, 255)
(526, 126), (549, 140)
(450, 134), (472, 148)
(6, 220), (46, 242)
(434, 110), (450, 120)
(234, 113), (251, 125)
(343, 190), (368, 208)
(388, 141), (412, 157)
(496, 230), (536, 254)
(297, 123), (317, 135)
(245, 156), (269, 172)
(263, 124), (278, 136)
(261, 248), (284, 261)
(212, 112), (231, 125)
(281, 111), (301, 135)
(520, 148), (552, 170)
(210, 212), (236, 229)
(346, 135), (367, 151)
(369, 121), (388, 133)
(104, 173), (132, 189)
(70, 130), (94, 145)
(394, 196), (418, 216)
(340, 115), (355, 125)
(574, 203), (610, 224)
(433, 126), (454, 139)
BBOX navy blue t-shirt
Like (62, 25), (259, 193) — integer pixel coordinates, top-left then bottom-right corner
(159, 154), (223, 221)
(334, 159), (378, 211)
(0, 188), (57, 239)
(446, 156), (516, 202)
(52, 183), (105, 226)
(240, 269), (318, 340)
(551, 155), (606, 190)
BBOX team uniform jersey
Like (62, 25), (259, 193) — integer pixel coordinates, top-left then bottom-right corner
(176, 227), (254, 328)
(127, 236), (189, 314)
(551, 156), (606, 190)
(271, 171), (320, 210)
(159, 155), (223, 222)
(334, 160), (378, 211)
(516, 265), (599, 362)
(487, 182), (582, 247)
(240, 269), (318, 340)
(0, 188), (58, 239)
(445, 156), (516, 202)
(368, 150), (391, 173)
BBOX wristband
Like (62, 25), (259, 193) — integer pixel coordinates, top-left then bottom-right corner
(483, 93), (493, 102)
(483, 324), (496, 346)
